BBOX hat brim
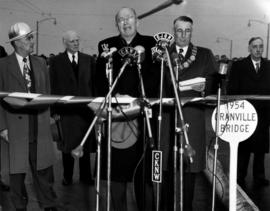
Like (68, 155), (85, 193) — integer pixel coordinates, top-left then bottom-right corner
(6, 31), (36, 43)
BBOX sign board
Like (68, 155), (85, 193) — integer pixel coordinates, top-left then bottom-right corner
(211, 100), (258, 143)
(152, 150), (162, 183)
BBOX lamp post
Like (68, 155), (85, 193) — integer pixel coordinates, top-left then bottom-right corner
(36, 17), (57, 55)
(248, 19), (270, 59)
(216, 37), (233, 59)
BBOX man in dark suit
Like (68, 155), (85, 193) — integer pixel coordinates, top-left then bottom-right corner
(95, 7), (157, 211)
(160, 16), (218, 210)
(49, 30), (95, 186)
(227, 37), (270, 188)
(0, 45), (10, 192)
(0, 22), (58, 211)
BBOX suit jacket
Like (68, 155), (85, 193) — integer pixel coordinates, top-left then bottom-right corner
(0, 53), (56, 174)
(161, 43), (218, 172)
(49, 51), (95, 152)
(227, 56), (270, 152)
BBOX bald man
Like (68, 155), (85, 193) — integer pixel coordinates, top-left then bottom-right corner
(95, 7), (158, 211)
(49, 30), (96, 186)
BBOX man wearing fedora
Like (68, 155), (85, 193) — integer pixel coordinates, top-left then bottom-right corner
(0, 22), (58, 211)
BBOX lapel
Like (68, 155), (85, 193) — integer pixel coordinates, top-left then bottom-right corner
(77, 52), (82, 73)
(246, 56), (260, 78)
(63, 52), (77, 82)
(29, 55), (40, 92)
(185, 44), (193, 60)
(77, 52), (85, 82)
(8, 53), (27, 90)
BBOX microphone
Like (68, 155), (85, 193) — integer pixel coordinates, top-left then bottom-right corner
(216, 62), (228, 89)
(217, 62), (228, 82)
(134, 45), (145, 64)
(101, 47), (117, 59)
(218, 62), (228, 76)
(171, 52), (180, 72)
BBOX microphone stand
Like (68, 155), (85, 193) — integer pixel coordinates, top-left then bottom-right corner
(172, 59), (183, 211)
(95, 119), (103, 211)
(211, 81), (221, 211)
(164, 46), (194, 163)
(155, 57), (165, 211)
(211, 64), (227, 211)
(164, 48), (195, 210)
(71, 58), (130, 211)
(106, 56), (113, 211)
(136, 60), (155, 211)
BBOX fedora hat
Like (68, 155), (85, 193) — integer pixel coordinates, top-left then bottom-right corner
(7, 22), (35, 42)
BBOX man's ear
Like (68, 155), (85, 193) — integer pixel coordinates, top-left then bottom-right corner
(248, 45), (251, 54)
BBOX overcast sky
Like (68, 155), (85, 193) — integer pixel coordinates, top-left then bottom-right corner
(0, 0), (270, 58)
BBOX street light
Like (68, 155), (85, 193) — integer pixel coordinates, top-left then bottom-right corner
(36, 17), (57, 55)
(248, 19), (270, 59)
(216, 37), (233, 59)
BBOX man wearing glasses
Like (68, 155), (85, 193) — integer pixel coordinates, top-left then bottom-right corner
(95, 7), (157, 211)
(0, 22), (58, 211)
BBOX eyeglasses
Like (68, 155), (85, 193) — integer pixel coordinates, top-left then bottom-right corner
(67, 39), (80, 44)
(117, 16), (135, 24)
(175, 28), (192, 35)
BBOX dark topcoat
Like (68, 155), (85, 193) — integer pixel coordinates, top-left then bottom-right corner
(227, 56), (270, 153)
(49, 51), (96, 152)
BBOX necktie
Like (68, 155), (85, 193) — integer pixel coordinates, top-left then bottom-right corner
(22, 57), (31, 92)
(178, 48), (184, 62)
(255, 62), (260, 73)
(72, 54), (77, 68)
(71, 54), (78, 80)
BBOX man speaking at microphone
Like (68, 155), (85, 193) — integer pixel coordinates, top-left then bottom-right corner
(95, 7), (158, 211)
(161, 16), (218, 210)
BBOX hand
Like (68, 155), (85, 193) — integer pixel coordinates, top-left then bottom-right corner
(52, 114), (61, 122)
(0, 129), (9, 143)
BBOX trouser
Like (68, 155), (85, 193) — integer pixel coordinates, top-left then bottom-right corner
(237, 148), (266, 181)
(10, 143), (57, 209)
(158, 171), (196, 211)
(111, 181), (127, 211)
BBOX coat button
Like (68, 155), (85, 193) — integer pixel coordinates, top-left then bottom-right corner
(18, 116), (22, 119)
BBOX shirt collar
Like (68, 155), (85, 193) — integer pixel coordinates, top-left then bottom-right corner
(67, 51), (78, 63)
(176, 45), (188, 57)
(15, 52), (30, 74)
(251, 58), (261, 68)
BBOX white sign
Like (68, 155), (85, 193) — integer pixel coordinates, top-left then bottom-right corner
(211, 100), (258, 143)
(152, 150), (162, 183)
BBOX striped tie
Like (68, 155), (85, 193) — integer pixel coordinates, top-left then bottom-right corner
(178, 48), (184, 62)
(23, 57), (31, 92)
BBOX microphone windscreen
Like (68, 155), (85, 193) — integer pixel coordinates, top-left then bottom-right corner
(110, 47), (117, 54)
(219, 62), (228, 75)
(171, 52), (179, 66)
(134, 45), (145, 63)
(134, 45), (145, 54)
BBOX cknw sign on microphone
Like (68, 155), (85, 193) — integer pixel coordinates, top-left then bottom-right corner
(152, 150), (162, 183)
(151, 32), (174, 61)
